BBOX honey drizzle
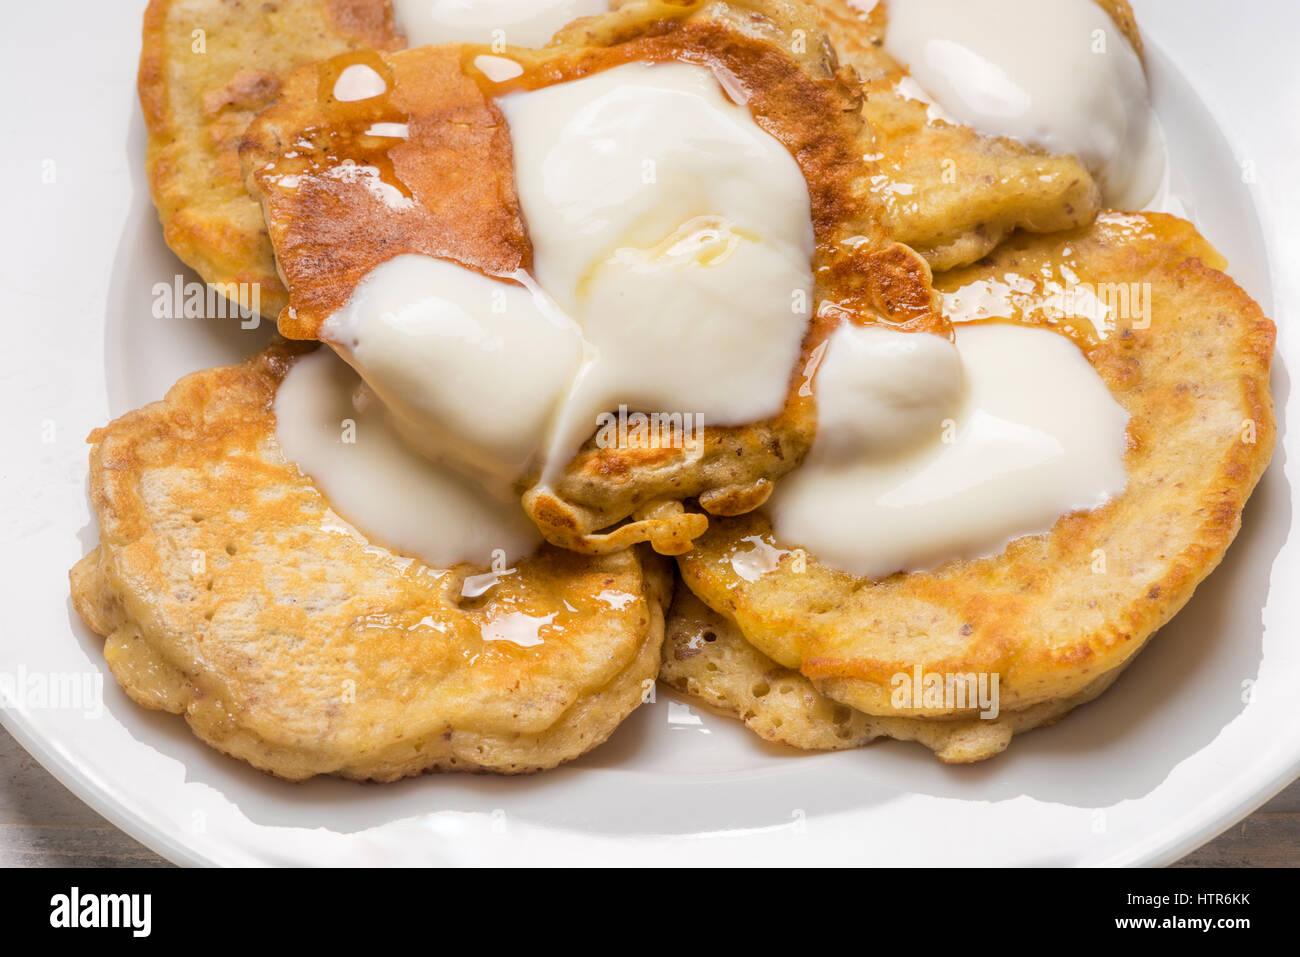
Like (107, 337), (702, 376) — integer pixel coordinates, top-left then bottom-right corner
(307, 50), (413, 201)
(258, 4), (948, 423)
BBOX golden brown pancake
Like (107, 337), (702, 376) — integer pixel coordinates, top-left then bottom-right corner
(69, 343), (671, 781)
(240, 0), (947, 556)
(679, 213), (1276, 719)
(139, 0), (404, 318)
(810, 0), (1113, 270)
(139, 0), (1117, 317)
(662, 587), (1127, 762)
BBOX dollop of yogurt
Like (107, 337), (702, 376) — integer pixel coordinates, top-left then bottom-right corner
(289, 61), (818, 562)
(321, 255), (583, 490)
(498, 61), (816, 476)
(275, 349), (542, 569)
(769, 322), (1129, 579)
(883, 0), (1165, 209)
(392, 0), (608, 48)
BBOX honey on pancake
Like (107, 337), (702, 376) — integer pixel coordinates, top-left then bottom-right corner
(138, 0), (408, 319)
(678, 211), (1276, 718)
(883, 0), (1164, 210)
(807, 0), (1106, 271)
(249, 2), (949, 344)
(346, 567), (630, 655)
(243, 0), (951, 553)
(935, 212), (1227, 351)
(309, 52), (412, 200)
(69, 339), (675, 777)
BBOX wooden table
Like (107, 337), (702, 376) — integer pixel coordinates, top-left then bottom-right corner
(1, 724), (1294, 867)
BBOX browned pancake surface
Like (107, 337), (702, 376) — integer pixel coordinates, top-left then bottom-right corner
(241, 0), (948, 554)
(809, 0), (1131, 270)
(679, 214), (1276, 717)
(662, 587), (1127, 762)
(139, 0), (404, 317)
(71, 343), (670, 781)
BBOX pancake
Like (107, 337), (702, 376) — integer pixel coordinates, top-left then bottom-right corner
(810, 0), (1112, 270)
(139, 0), (404, 318)
(662, 587), (1127, 762)
(69, 343), (671, 781)
(240, 0), (947, 555)
(679, 212), (1276, 718)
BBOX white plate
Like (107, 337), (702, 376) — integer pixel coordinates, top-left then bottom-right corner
(1, 0), (1297, 867)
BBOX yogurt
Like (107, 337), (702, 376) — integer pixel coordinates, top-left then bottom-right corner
(498, 62), (816, 476)
(321, 255), (583, 490)
(883, 0), (1165, 209)
(318, 61), (817, 494)
(392, 0), (608, 48)
(274, 349), (543, 569)
(769, 322), (1129, 578)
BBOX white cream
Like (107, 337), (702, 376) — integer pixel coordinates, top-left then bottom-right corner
(321, 255), (583, 488)
(315, 63), (814, 505)
(498, 62), (815, 475)
(883, 0), (1165, 209)
(392, 0), (607, 48)
(810, 324), (965, 462)
(274, 349), (542, 568)
(769, 323), (1129, 579)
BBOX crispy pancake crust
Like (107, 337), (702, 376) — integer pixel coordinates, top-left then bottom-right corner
(240, 0), (947, 555)
(679, 213), (1276, 717)
(139, 0), (403, 317)
(811, 0), (1106, 271)
(70, 344), (671, 781)
(662, 588), (1126, 762)
(139, 0), (1124, 313)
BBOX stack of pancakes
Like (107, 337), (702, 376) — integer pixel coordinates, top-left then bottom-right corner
(71, 0), (1274, 779)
